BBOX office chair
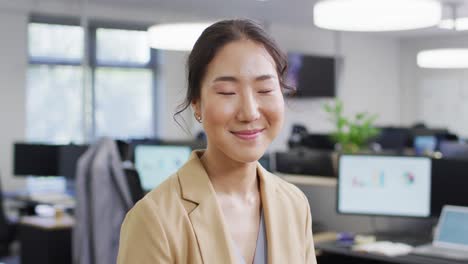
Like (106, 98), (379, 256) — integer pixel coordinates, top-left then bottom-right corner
(123, 164), (144, 204)
(288, 124), (309, 149)
(116, 141), (144, 204)
(0, 172), (17, 256)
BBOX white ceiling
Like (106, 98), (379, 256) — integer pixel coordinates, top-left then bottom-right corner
(91, 0), (468, 38)
(94, 0), (318, 25)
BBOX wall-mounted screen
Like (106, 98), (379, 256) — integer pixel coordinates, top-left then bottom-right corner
(286, 53), (336, 98)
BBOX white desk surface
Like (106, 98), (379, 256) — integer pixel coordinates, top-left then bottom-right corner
(20, 215), (75, 230)
(277, 173), (337, 187)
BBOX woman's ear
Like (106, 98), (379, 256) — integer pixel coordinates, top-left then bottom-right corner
(191, 99), (203, 123)
(191, 99), (201, 116)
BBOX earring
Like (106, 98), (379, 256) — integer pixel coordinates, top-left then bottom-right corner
(194, 112), (202, 123)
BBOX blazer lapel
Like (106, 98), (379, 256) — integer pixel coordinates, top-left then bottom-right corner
(177, 151), (237, 264)
(258, 164), (287, 264)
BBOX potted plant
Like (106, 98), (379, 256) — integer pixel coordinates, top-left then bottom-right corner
(323, 99), (380, 154)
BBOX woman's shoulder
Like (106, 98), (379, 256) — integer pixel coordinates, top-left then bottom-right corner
(126, 173), (181, 220)
(118, 176), (178, 263)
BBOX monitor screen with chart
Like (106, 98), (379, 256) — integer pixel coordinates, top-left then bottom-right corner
(134, 145), (191, 191)
(338, 155), (432, 217)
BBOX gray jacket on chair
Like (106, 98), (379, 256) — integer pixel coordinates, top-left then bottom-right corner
(73, 138), (133, 264)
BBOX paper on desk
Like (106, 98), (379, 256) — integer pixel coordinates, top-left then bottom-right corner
(352, 241), (414, 257)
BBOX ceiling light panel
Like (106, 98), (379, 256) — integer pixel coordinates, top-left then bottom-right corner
(314, 0), (442, 32)
(417, 49), (468, 69)
(147, 23), (212, 51)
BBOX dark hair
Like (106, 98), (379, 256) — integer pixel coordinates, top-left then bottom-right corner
(174, 19), (294, 130)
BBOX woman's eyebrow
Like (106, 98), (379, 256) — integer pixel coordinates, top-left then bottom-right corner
(212, 74), (275, 83)
(212, 76), (238, 83)
(255, 74), (275, 81)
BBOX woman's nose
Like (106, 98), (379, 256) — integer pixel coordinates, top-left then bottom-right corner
(237, 91), (261, 122)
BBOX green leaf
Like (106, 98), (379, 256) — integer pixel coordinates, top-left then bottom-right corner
(323, 99), (379, 151)
(323, 103), (332, 113)
(356, 112), (365, 120)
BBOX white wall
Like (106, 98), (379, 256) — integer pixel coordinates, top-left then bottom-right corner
(157, 50), (194, 140)
(269, 24), (401, 151)
(0, 10), (28, 191)
(0, 0), (402, 190)
(400, 35), (468, 137)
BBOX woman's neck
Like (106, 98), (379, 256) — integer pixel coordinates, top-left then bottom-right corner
(200, 146), (259, 198)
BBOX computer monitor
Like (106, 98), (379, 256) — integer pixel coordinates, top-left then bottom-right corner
(57, 144), (88, 179)
(161, 139), (206, 150)
(134, 145), (191, 191)
(434, 205), (468, 249)
(431, 158), (468, 216)
(374, 127), (411, 151)
(300, 134), (335, 150)
(439, 141), (468, 160)
(338, 154), (432, 217)
(13, 143), (60, 176)
(275, 150), (334, 177)
(414, 135), (437, 156)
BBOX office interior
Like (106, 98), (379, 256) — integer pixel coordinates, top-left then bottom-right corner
(1, 0), (468, 263)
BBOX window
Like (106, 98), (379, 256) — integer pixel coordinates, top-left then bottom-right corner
(27, 23), (84, 143)
(27, 65), (84, 143)
(93, 28), (154, 138)
(27, 19), (157, 143)
(95, 67), (153, 138)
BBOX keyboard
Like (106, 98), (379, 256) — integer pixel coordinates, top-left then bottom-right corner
(413, 244), (468, 261)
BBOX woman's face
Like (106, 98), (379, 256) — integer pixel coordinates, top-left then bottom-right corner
(193, 39), (284, 163)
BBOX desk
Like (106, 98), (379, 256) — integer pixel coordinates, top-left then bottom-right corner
(5, 192), (75, 207)
(19, 215), (74, 264)
(316, 240), (466, 264)
(4, 191), (75, 217)
(278, 173), (337, 187)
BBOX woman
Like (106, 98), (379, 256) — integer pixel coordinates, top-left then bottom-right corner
(118, 19), (316, 264)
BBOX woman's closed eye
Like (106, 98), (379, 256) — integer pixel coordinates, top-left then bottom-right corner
(217, 92), (236, 95)
(258, 90), (273, 94)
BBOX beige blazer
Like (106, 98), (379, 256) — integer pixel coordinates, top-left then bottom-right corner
(117, 151), (317, 264)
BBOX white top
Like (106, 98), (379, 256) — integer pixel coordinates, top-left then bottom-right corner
(232, 210), (267, 264)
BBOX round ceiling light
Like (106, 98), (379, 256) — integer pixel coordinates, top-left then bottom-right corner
(313, 0), (442, 31)
(147, 22), (212, 51)
(417, 49), (468, 69)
